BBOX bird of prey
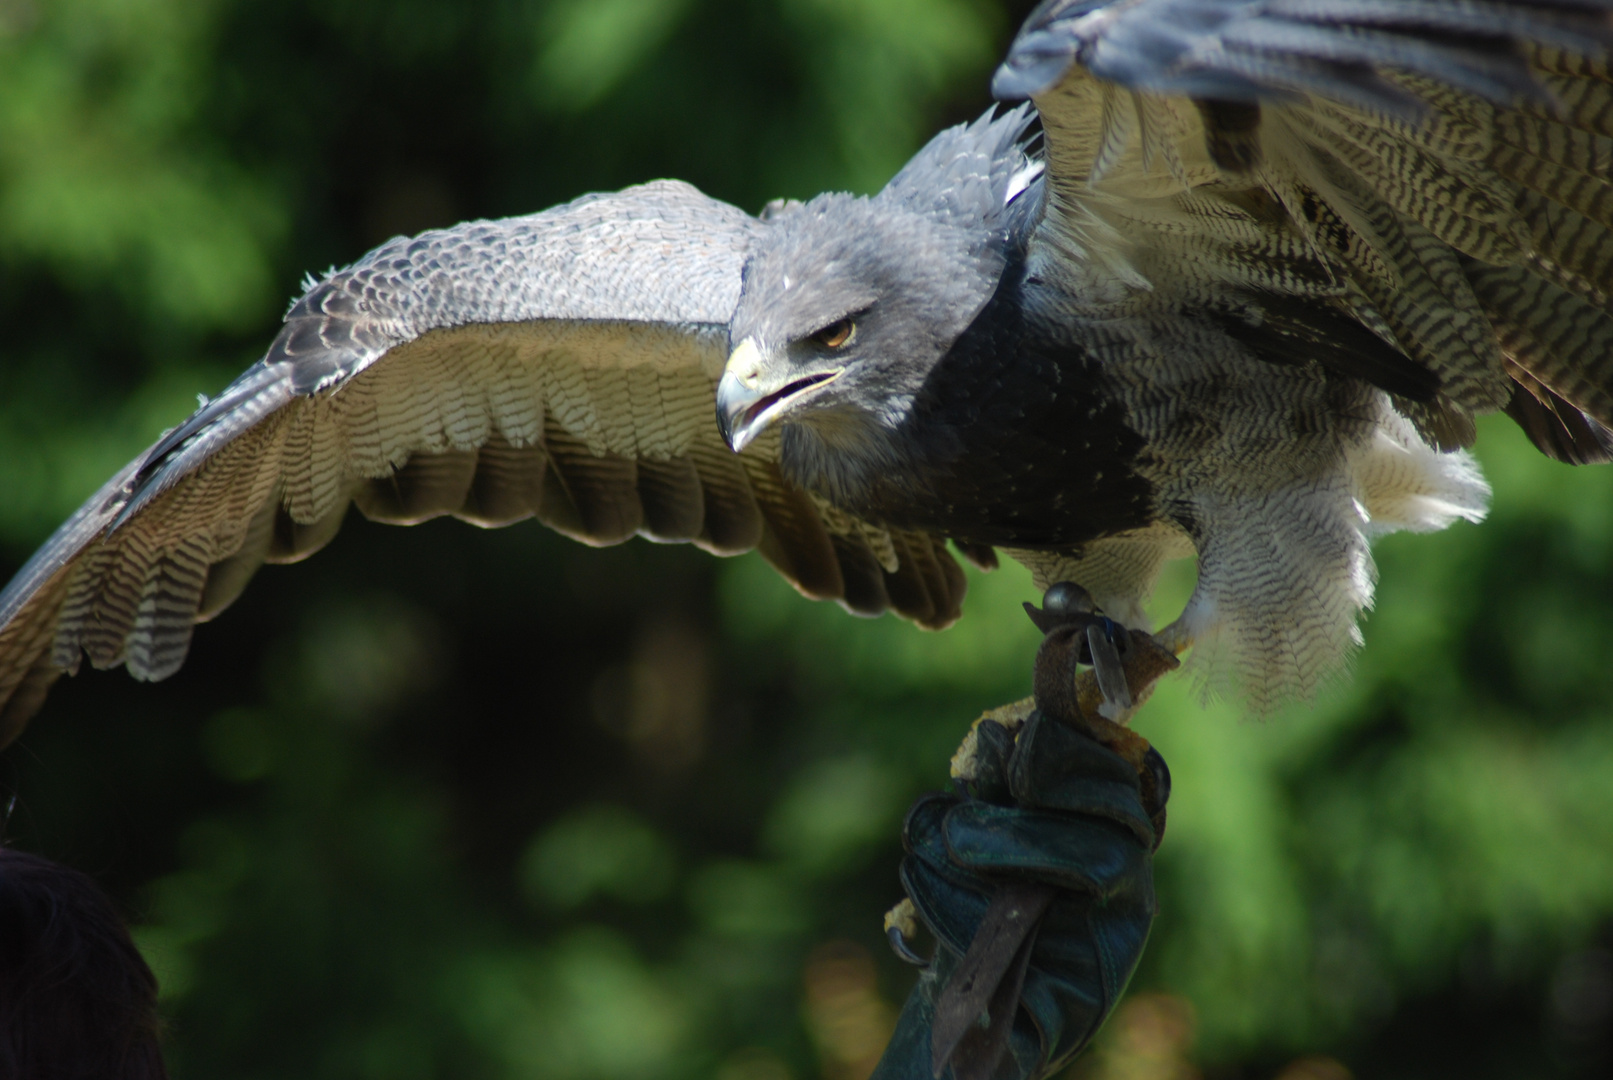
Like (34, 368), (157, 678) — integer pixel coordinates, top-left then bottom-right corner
(3, 0), (1613, 737)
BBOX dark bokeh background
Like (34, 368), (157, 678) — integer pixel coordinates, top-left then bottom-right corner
(2, 2), (1612, 1078)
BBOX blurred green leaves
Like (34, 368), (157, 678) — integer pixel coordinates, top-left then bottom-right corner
(532, 0), (697, 108)
(776, 0), (1002, 190)
(0, 0), (284, 330)
(202, 707), (279, 782)
(454, 928), (695, 1080)
(688, 860), (811, 938)
(521, 805), (677, 909)
(762, 755), (905, 874)
(286, 594), (446, 721)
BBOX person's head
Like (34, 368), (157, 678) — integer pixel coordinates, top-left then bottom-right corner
(0, 848), (166, 1079)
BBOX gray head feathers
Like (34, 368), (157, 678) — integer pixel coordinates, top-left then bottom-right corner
(732, 106), (1040, 355)
(880, 104), (1041, 231)
(725, 108), (1042, 501)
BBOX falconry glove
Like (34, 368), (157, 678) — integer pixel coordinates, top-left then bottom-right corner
(874, 585), (1173, 1080)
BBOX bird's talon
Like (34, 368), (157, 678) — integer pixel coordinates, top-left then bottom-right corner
(1153, 620), (1195, 658)
(887, 925), (927, 966)
(884, 898), (927, 965)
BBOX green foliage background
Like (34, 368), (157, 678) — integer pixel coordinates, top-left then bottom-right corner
(2, 2), (1611, 1077)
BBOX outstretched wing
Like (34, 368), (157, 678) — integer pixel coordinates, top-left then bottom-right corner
(996, 0), (1613, 457)
(0, 180), (965, 740)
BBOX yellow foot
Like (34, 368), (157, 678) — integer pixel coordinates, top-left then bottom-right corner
(1152, 619), (1196, 658)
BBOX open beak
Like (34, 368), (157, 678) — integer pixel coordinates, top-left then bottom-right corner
(716, 338), (842, 452)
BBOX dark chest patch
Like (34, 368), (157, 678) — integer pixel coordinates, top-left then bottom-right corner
(849, 277), (1155, 549)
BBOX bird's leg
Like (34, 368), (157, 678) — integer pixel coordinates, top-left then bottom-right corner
(1151, 617), (1195, 657)
(950, 582), (1178, 790)
(1026, 581), (1175, 835)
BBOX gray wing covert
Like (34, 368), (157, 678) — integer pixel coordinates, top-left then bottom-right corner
(0, 180), (965, 741)
(996, 0), (1613, 458)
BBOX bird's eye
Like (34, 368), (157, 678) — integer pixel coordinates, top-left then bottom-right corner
(811, 318), (855, 350)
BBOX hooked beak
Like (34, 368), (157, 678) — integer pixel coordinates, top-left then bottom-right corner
(716, 338), (843, 452)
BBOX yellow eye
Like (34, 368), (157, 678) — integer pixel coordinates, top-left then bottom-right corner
(812, 318), (855, 350)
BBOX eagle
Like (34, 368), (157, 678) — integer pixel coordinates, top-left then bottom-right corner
(3, 0), (1612, 737)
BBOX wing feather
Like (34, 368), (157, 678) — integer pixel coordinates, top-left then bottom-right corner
(1001, 0), (1613, 431)
(0, 180), (966, 738)
(196, 495), (279, 620)
(1470, 263), (1613, 422)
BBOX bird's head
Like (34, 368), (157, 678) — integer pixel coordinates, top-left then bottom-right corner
(716, 109), (1040, 490)
(717, 193), (1004, 468)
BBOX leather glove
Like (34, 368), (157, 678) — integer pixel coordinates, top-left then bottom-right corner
(873, 584), (1173, 1080)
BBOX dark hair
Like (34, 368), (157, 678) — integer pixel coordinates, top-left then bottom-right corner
(0, 848), (167, 1079)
